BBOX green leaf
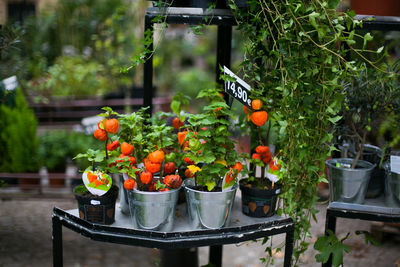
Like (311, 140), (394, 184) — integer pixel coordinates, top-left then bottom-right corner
(377, 46), (384, 53)
(170, 100), (181, 116)
(363, 32), (373, 49)
(206, 180), (216, 191)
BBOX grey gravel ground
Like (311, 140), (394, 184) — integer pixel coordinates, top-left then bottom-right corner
(0, 195), (399, 267)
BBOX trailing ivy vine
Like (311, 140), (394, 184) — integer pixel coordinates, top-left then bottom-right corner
(230, 0), (379, 265)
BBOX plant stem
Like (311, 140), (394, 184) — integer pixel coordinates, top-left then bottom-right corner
(351, 131), (367, 169)
(105, 138), (109, 160)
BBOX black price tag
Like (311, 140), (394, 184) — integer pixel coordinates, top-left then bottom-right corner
(223, 66), (252, 108)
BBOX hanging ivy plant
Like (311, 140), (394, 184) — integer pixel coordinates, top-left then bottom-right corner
(229, 0), (381, 265)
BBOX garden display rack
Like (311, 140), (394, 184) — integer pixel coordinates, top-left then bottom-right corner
(322, 14), (400, 267)
(52, 197), (295, 267)
(51, 7), (295, 267)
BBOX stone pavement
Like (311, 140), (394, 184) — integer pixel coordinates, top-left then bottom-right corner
(0, 197), (399, 267)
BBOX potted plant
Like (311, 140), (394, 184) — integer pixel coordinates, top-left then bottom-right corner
(73, 107), (121, 225)
(115, 107), (183, 232)
(179, 89), (245, 229)
(326, 64), (400, 203)
(237, 100), (283, 217)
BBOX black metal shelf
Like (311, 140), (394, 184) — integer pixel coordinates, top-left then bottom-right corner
(52, 197), (295, 267)
(143, 7), (236, 114)
(354, 15), (400, 31)
(322, 198), (400, 267)
(145, 7), (237, 26)
(321, 12), (400, 267)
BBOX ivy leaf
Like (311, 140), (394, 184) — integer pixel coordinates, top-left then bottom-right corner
(363, 32), (373, 49)
(355, 231), (380, 246)
(314, 230), (350, 267)
(328, 115), (342, 124)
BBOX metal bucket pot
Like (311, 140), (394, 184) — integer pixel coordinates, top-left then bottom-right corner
(183, 179), (237, 229)
(338, 144), (384, 198)
(385, 170), (400, 208)
(325, 158), (375, 204)
(127, 186), (180, 232)
(118, 174), (130, 215)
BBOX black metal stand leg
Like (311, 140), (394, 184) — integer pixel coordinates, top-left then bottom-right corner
(209, 245), (223, 267)
(216, 25), (232, 84)
(283, 226), (295, 267)
(160, 248), (198, 267)
(322, 213), (337, 267)
(143, 17), (154, 115)
(52, 216), (63, 267)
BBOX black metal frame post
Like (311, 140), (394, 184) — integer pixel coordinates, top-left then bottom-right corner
(52, 215), (63, 267)
(143, 16), (154, 115)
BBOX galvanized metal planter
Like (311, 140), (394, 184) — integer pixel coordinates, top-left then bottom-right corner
(183, 179), (237, 229)
(338, 144), (385, 198)
(127, 186), (180, 232)
(325, 158), (375, 204)
(385, 171), (400, 208)
(118, 173), (130, 215)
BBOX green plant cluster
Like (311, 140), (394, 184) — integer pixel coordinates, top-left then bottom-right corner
(0, 89), (39, 172)
(336, 62), (400, 167)
(183, 89), (246, 191)
(38, 130), (102, 172)
(1, 0), (139, 99)
(31, 55), (110, 99)
(229, 0), (379, 264)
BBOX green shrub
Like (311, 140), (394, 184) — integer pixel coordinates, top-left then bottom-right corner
(33, 55), (110, 99)
(38, 129), (103, 172)
(0, 89), (39, 172)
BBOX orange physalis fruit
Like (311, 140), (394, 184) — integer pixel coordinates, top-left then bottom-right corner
(164, 162), (175, 175)
(104, 118), (119, 134)
(123, 179), (135, 190)
(250, 111), (268, 126)
(177, 131), (187, 146)
(145, 159), (161, 173)
(233, 162), (243, 173)
(148, 150), (165, 164)
(121, 142), (134, 155)
(256, 146), (270, 154)
(262, 151), (272, 164)
(163, 174), (182, 189)
(173, 117), (183, 129)
(184, 156), (194, 165)
(107, 140), (120, 151)
(159, 188), (170, 192)
(185, 168), (194, 178)
(140, 171), (153, 185)
(94, 129), (107, 141)
(251, 99), (263, 110)
(243, 105), (249, 115)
